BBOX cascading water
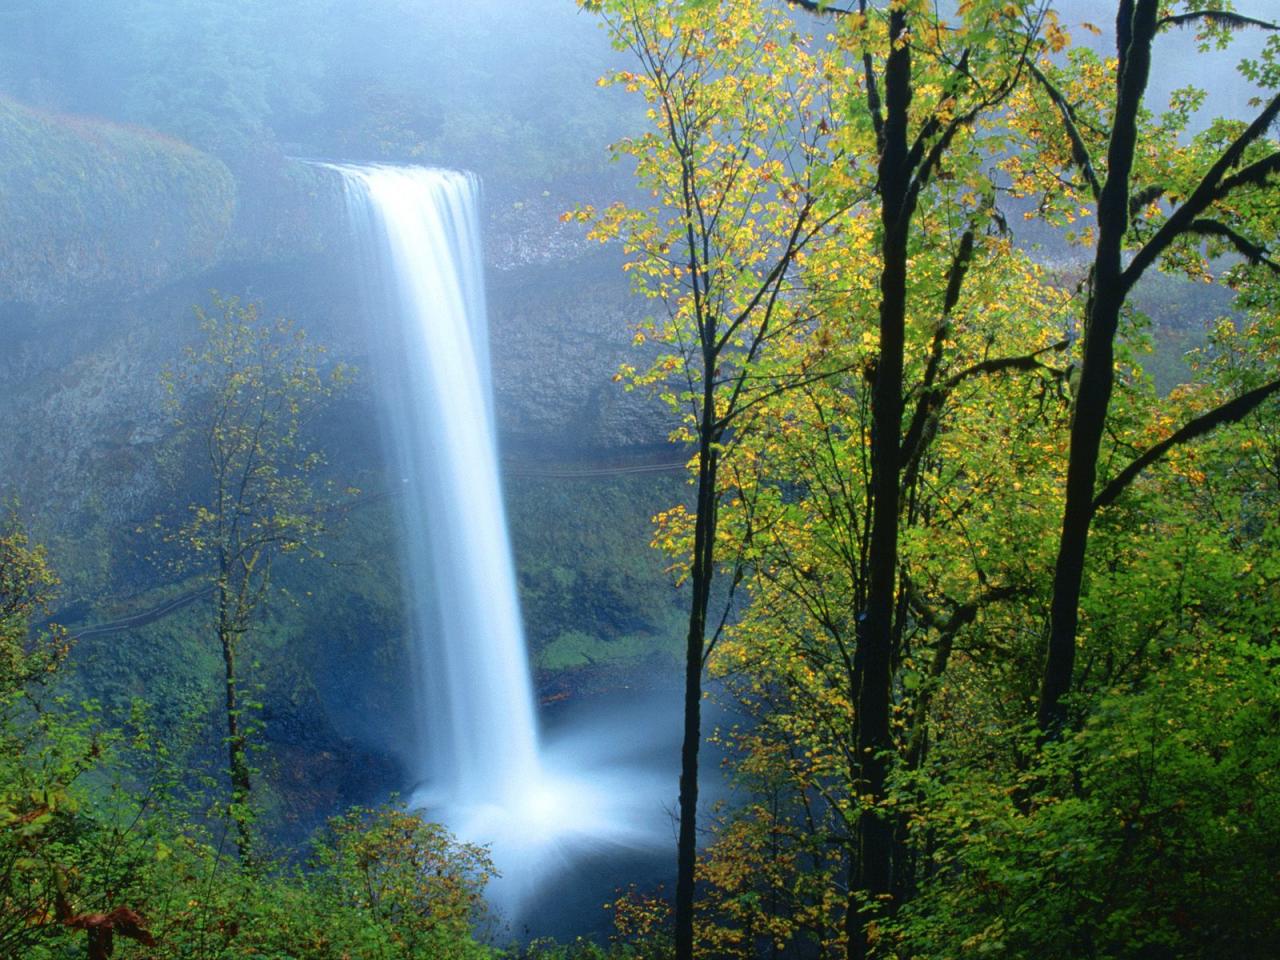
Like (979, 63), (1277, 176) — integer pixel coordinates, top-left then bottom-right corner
(328, 163), (669, 920)
(333, 164), (541, 805)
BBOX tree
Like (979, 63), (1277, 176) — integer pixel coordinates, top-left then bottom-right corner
(1017, 1), (1280, 734)
(577, 3), (849, 954)
(774, 3), (1062, 954)
(702, 223), (1068, 955)
(587, 3), (1280, 957)
(162, 295), (349, 860)
(0, 508), (67, 693)
(0, 510), (72, 957)
(589, 1), (1071, 954)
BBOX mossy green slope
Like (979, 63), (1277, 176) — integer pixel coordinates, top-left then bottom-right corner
(0, 96), (235, 306)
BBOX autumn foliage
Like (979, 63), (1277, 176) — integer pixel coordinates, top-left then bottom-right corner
(582, 0), (1280, 957)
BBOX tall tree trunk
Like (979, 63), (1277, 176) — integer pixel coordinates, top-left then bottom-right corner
(674, 382), (721, 960)
(218, 576), (253, 862)
(1040, 0), (1157, 735)
(849, 10), (911, 959)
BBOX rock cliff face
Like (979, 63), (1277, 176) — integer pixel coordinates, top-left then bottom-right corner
(0, 145), (674, 584)
(0, 138), (684, 833)
(0, 98), (237, 307)
(0, 309), (169, 523)
(489, 249), (674, 456)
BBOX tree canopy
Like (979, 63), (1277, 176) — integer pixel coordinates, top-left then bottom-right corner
(582, 0), (1280, 957)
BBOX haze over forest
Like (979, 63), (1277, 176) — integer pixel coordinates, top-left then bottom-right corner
(0, 2), (1277, 959)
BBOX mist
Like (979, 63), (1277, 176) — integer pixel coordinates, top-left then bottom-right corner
(0, 1), (1275, 956)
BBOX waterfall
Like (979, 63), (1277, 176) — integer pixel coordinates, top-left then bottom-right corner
(332, 164), (540, 804)
(327, 161), (668, 922)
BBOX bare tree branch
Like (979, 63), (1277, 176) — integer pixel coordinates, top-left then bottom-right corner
(1028, 59), (1103, 202)
(783, 0), (855, 15)
(936, 338), (1070, 395)
(900, 229), (975, 471)
(1213, 149), (1280, 198)
(1122, 90), (1280, 291)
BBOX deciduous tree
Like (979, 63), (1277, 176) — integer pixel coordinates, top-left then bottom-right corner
(578, 3), (851, 954)
(162, 296), (349, 860)
(1011, 1), (1280, 734)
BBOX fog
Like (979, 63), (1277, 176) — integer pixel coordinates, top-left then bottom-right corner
(0, 0), (637, 184)
(0, 0), (1273, 948)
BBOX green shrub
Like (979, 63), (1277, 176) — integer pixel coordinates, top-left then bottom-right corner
(893, 641), (1280, 960)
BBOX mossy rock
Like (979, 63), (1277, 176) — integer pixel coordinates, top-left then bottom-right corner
(0, 96), (236, 306)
